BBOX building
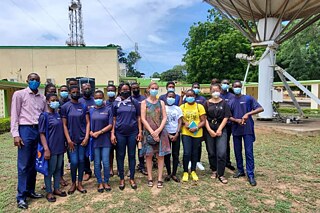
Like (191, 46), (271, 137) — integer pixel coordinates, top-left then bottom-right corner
(0, 46), (119, 86)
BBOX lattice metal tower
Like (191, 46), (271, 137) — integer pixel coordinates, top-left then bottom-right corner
(66, 0), (85, 46)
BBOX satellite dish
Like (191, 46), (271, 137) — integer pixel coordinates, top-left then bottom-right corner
(204, 0), (320, 119)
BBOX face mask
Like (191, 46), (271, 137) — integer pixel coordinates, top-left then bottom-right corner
(60, 91), (68, 99)
(49, 101), (60, 109)
(83, 89), (92, 98)
(212, 92), (220, 99)
(166, 97), (175, 106)
(233, 88), (242, 95)
(193, 88), (200, 95)
(221, 84), (229, 91)
(28, 80), (40, 90)
(150, 89), (158, 97)
(107, 91), (115, 98)
(120, 91), (131, 99)
(186, 97), (195, 103)
(167, 88), (175, 92)
(94, 99), (103, 106)
(71, 92), (81, 100)
(132, 90), (140, 96)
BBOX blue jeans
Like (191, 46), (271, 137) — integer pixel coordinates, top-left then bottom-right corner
(44, 154), (64, 193)
(182, 135), (201, 172)
(68, 144), (86, 182)
(233, 134), (255, 178)
(116, 133), (136, 180)
(16, 125), (39, 202)
(94, 147), (110, 184)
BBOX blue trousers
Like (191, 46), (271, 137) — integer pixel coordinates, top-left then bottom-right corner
(116, 133), (136, 180)
(44, 154), (64, 193)
(94, 147), (110, 184)
(68, 144), (86, 182)
(17, 125), (39, 202)
(182, 135), (201, 172)
(233, 134), (255, 178)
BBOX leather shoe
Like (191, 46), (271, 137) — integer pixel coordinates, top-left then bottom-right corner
(233, 171), (245, 178)
(226, 164), (236, 171)
(27, 192), (44, 199)
(248, 177), (257, 186)
(17, 200), (28, 209)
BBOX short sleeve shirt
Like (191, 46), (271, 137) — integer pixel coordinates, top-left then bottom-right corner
(165, 105), (183, 134)
(160, 94), (181, 106)
(38, 112), (65, 155)
(205, 100), (231, 131)
(180, 103), (206, 138)
(79, 96), (95, 109)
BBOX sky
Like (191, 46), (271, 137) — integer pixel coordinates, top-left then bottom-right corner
(0, 0), (212, 77)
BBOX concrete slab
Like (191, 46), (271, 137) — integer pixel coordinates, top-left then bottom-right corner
(255, 118), (320, 137)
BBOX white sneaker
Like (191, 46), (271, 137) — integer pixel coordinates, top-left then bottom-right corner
(197, 162), (205, 171)
(188, 161), (191, 170)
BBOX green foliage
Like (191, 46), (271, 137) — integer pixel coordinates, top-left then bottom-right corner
(106, 44), (127, 63)
(126, 51), (143, 78)
(150, 72), (161, 78)
(0, 118), (10, 133)
(277, 20), (320, 80)
(160, 65), (187, 82)
(183, 10), (252, 83)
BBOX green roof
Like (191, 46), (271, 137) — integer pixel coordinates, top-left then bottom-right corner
(0, 46), (117, 50)
(0, 80), (45, 88)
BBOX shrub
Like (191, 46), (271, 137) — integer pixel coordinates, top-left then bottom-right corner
(0, 118), (10, 133)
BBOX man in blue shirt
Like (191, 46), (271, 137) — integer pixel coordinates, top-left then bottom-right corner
(79, 83), (94, 181)
(159, 81), (181, 106)
(229, 80), (264, 186)
(220, 79), (236, 171)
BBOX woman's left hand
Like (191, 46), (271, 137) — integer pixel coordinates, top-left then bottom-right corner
(136, 132), (143, 142)
(92, 131), (100, 138)
(216, 129), (222, 137)
(81, 138), (88, 146)
(189, 127), (198, 133)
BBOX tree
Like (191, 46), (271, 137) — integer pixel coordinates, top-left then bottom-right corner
(161, 65), (187, 82)
(126, 51), (143, 78)
(183, 10), (253, 83)
(151, 72), (161, 78)
(106, 44), (127, 63)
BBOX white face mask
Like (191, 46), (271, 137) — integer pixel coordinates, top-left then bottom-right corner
(212, 92), (220, 99)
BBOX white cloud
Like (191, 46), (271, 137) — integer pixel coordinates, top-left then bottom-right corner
(147, 34), (167, 44)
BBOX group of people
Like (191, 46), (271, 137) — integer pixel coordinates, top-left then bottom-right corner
(11, 73), (263, 209)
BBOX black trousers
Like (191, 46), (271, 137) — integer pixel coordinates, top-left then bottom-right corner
(164, 133), (180, 176)
(84, 156), (92, 175)
(226, 124), (232, 166)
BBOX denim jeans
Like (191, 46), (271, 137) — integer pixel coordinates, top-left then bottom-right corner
(16, 125), (39, 202)
(205, 129), (227, 177)
(233, 134), (255, 178)
(116, 133), (137, 180)
(44, 154), (64, 193)
(94, 147), (111, 184)
(164, 133), (180, 176)
(68, 144), (86, 182)
(182, 135), (201, 172)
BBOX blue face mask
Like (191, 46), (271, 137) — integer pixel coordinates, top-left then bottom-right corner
(167, 88), (175, 92)
(60, 91), (68, 99)
(28, 80), (40, 90)
(193, 88), (200, 95)
(166, 97), (175, 106)
(233, 88), (242, 95)
(186, 97), (195, 103)
(49, 101), (60, 109)
(150, 89), (158, 97)
(94, 99), (103, 106)
(107, 91), (115, 98)
(221, 84), (229, 91)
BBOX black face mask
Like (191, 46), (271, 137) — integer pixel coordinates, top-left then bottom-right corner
(132, 90), (140, 96)
(120, 91), (131, 99)
(83, 89), (92, 98)
(71, 92), (81, 100)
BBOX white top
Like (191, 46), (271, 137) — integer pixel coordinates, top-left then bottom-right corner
(165, 105), (183, 134)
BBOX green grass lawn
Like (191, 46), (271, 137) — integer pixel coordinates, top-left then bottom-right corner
(0, 130), (319, 213)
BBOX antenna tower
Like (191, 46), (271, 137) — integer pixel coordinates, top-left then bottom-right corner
(66, 0), (85, 46)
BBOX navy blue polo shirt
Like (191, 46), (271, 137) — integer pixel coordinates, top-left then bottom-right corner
(112, 99), (140, 136)
(89, 106), (113, 148)
(60, 102), (88, 144)
(220, 92), (235, 105)
(132, 94), (146, 104)
(183, 95), (207, 105)
(38, 112), (65, 155)
(79, 96), (95, 109)
(229, 95), (261, 136)
(159, 94), (180, 106)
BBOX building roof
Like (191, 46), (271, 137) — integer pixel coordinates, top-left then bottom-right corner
(0, 46), (117, 50)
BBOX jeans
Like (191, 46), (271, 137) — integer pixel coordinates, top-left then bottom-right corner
(16, 125), (39, 202)
(225, 124), (232, 166)
(116, 133), (136, 180)
(69, 144), (86, 182)
(84, 156), (92, 175)
(94, 147), (111, 184)
(44, 154), (64, 193)
(182, 135), (201, 172)
(233, 134), (255, 178)
(205, 129), (227, 177)
(164, 133), (180, 176)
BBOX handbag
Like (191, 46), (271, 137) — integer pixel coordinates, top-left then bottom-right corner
(146, 133), (158, 146)
(35, 112), (49, 176)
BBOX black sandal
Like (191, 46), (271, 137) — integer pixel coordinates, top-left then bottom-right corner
(147, 180), (153, 187)
(218, 176), (228, 184)
(157, 181), (164, 188)
(119, 180), (125, 190)
(171, 176), (180, 183)
(46, 194), (56, 202)
(77, 187), (87, 194)
(130, 180), (137, 190)
(104, 183), (112, 192)
(53, 190), (67, 197)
